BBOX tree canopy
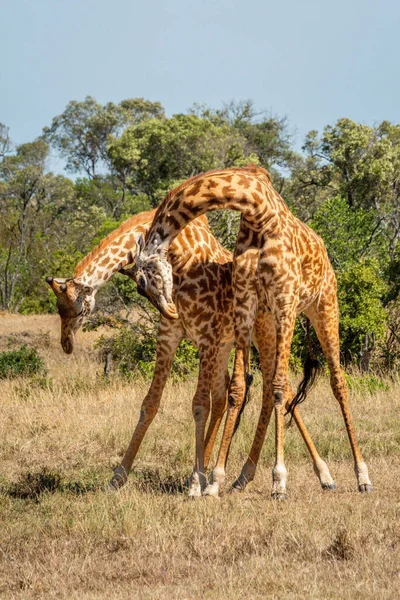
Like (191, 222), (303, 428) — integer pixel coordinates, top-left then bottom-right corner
(1, 99), (399, 371)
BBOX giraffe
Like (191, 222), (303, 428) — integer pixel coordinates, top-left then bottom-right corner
(134, 165), (373, 499)
(46, 208), (336, 495)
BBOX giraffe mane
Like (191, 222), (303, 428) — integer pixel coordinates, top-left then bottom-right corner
(74, 210), (156, 277)
(74, 208), (211, 278)
(155, 164), (271, 218)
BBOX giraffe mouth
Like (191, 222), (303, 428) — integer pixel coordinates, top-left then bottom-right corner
(157, 295), (179, 320)
(61, 335), (75, 354)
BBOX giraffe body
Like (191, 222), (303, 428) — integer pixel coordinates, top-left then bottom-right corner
(47, 207), (335, 494)
(136, 165), (372, 497)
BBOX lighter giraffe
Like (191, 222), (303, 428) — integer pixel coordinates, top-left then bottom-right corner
(46, 208), (335, 495)
(135, 165), (373, 498)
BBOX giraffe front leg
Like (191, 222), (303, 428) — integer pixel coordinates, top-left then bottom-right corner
(109, 321), (182, 490)
(188, 345), (215, 498)
(203, 344), (250, 498)
(270, 307), (299, 500)
(271, 391), (288, 500)
(231, 310), (276, 492)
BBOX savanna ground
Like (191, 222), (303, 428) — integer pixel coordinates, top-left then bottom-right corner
(0, 313), (399, 599)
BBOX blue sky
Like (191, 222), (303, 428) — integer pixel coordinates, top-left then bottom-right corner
(1, 0), (399, 171)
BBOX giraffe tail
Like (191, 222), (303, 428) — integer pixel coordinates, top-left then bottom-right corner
(285, 318), (322, 422)
(233, 371), (254, 435)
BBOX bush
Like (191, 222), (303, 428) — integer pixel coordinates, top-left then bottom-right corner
(0, 345), (46, 379)
(338, 260), (387, 362)
(96, 324), (199, 380)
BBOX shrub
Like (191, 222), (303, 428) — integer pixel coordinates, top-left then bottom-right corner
(338, 260), (387, 362)
(96, 324), (199, 380)
(0, 345), (46, 379)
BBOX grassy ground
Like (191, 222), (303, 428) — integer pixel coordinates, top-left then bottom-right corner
(0, 313), (399, 599)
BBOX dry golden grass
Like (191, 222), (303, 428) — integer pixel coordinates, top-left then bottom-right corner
(0, 313), (399, 599)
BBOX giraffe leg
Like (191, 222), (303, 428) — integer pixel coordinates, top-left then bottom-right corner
(231, 307), (335, 493)
(109, 320), (183, 489)
(232, 308), (296, 499)
(270, 307), (299, 500)
(231, 310), (275, 491)
(203, 343), (251, 498)
(188, 344), (218, 498)
(307, 297), (373, 493)
(185, 343), (231, 490)
(290, 401), (336, 490)
(204, 342), (233, 468)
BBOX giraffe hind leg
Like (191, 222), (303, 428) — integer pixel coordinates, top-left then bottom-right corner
(231, 310), (336, 494)
(306, 298), (373, 493)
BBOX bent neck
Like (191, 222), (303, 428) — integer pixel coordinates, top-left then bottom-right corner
(145, 167), (281, 260)
(72, 212), (219, 291)
(73, 211), (156, 290)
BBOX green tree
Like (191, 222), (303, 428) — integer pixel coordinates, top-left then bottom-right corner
(312, 196), (386, 270)
(108, 112), (259, 208)
(0, 135), (106, 311)
(43, 96), (165, 178)
(337, 261), (387, 361)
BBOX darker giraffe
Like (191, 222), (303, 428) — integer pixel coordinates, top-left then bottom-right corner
(135, 165), (373, 498)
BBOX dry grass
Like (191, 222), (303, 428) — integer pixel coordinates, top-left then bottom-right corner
(0, 313), (399, 599)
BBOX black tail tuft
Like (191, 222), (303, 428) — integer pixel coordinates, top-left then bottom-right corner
(285, 356), (322, 423)
(233, 372), (254, 435)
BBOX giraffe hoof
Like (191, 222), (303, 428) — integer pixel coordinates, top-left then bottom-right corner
(107, 477), (125, 491)
(107, 466), (128, 490)
(228, 484), (243, 494)
(271, 492), (288, 501)
(321, 482), (337, 491)
(203, 483), (220, 498)
(188, 488), (202, 499)
(203, 492), (220, 501)
(358, 483), (373, 493)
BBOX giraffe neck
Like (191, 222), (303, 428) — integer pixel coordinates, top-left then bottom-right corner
(72, 210), (222, 290)
(73, 211), (156, 290)
(146, 166), (282, 259)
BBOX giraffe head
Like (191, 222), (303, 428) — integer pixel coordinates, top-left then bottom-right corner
(134, 233), (179, 320)
(45, 276), (95, 354)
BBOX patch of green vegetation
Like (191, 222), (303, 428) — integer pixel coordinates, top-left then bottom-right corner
(344, 373), (390, 394)
(0, 345), (46, 379)
(96, 326), (199, 380)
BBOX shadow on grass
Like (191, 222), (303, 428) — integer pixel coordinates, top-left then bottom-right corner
(2, 468), (102, 502)
(130, 467), (185, 495)
(1, 466), (186, 501)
